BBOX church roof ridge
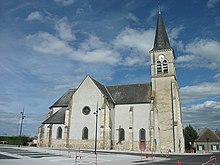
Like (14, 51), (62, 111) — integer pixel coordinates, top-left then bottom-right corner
(106, 82), (151, 88)
(90, 76), (115, 103)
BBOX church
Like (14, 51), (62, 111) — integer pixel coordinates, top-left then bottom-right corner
(38, 11), (185, 153)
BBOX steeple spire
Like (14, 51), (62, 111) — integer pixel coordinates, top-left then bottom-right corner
(152, 13), (171, 51)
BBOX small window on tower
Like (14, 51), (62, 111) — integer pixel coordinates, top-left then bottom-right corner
(157, 61), (162, 73)
(163, 60), (168, 73)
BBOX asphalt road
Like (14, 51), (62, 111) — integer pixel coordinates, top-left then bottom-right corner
(0, 146), (219, 165)
(138, 153), (220, 165)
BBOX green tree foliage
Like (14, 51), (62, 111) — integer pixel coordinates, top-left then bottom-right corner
(0, 136), (30, 146)
(184, 124), (198, 152)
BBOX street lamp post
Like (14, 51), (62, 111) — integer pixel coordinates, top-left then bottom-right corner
(94, 103), (101, 155)
(19, 108), (26, 147)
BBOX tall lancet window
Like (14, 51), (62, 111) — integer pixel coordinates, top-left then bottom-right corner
(56, 127), (62, 139)
(139, 128), (146, 150)
(119, 128), (125, 143)
(139, 128), (146, 141)
(82, 127), (89, 140)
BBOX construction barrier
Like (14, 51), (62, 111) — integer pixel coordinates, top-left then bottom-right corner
(210, 155), (216, 165)
(201, 155), (216, 165)
(74, 148), (98, 165)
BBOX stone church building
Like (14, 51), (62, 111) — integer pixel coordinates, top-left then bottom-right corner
(38, 12), (185, 153)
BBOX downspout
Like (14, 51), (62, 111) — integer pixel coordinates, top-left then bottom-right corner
(170, 82), (175, 152)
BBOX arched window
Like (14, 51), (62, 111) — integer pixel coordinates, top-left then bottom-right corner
(157, 59), (169, 74)
(82, 127), (88, 140)
(163, 60), (168, 73)
(139, 128), (146, 141)
(119, 128), (125, 143)
(157, 61), (162, 73)
(56, 127), (62, 139)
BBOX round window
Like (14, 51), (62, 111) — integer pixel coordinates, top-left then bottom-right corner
(82, 106), (91, 115)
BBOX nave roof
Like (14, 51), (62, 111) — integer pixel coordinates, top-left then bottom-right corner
(50, 75), (152, 108)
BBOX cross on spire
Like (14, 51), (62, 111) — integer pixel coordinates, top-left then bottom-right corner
(158, 0), (161, 14)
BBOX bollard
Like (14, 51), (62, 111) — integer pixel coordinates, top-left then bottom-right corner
(176, 160), (182, 165)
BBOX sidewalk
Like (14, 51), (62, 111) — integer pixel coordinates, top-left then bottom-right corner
(1, 146), (213, 165)
(1, 146), (164, 165)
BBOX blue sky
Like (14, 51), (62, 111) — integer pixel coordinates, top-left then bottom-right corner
(0, 0), (220, 136)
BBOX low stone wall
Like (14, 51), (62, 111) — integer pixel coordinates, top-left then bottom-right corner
(69, 139), (96, 149)
(38, 137), (151, 152)
(38, 138), (48, 147)
(50, 139), (66, 148)
(112, 140), (151, 151)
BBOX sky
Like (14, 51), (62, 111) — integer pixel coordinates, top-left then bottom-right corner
(0, 0), (220, 137)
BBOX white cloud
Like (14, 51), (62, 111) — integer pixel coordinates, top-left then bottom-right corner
(113, 28), (154, 54)
(147, 8), (158, 25)
(180, 81), (220, 102)
(169, 25), (184, 40)
(185, 100), (220, 111)
(177, 39), (220, 69)
(26, 11), (44, 22)
(55, 17), (76, 41)
(25, 32), (73, 55)
(176, 54), (196, 63)
(112, 28), (155, 66)
(73, 35), (121, 65)
(79, 35), (106, 50)
(25, 25), (156, 66)
(215, 16), (220, 26)
(123, 54), (146, 66)
(214, 73), (220, 80)
(25, 32), (120, 65)
(185, 39), (220, 59)
(182, 100), (220, 130)
(207, 0), (220, 8)
(126, 13), (139, 22)
(74, 49), (120, 65)
(54, 0), (74, 6)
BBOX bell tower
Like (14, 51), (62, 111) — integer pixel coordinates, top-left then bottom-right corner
(150, 13), (185, 152)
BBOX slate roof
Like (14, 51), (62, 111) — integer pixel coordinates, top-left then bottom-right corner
(42, 107), (66, 124)
(91, 76), (152, 104)
(107, 83), (152, 104)
(195, 128), (220, 142)
(50, 88), (76, 108)
(49, 76), (152, 110)
(91, 77), (114, 103)
(152, 14), (171, 51)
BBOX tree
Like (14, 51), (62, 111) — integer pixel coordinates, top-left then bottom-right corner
(184, 124), (198, 152)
